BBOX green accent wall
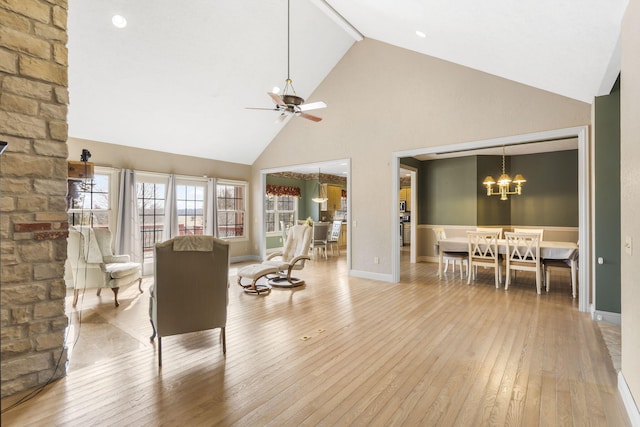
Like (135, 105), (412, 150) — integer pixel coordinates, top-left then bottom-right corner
(594, 77), (621, 314)
(510, 151), (578, 226)
(420, 151), (578, 227)
(265, 175), (313, 219)
(420, 156), (477, 225)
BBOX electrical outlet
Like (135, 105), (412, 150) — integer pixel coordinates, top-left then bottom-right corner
(374, 256), (379, 264)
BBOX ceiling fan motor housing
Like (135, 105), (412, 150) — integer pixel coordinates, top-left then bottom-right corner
(282, 94), (304, 105)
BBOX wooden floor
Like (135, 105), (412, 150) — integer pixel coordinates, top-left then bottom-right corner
(1, 253), (630, 426)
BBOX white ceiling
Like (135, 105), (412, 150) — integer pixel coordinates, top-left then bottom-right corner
(67, 0), (627, 166)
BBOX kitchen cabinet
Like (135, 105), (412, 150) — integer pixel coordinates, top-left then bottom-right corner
(339, 223), (347, 248)
(399, 187), (411, 211)
(322, 184), (343, 211)
(403, 223), (411, 245)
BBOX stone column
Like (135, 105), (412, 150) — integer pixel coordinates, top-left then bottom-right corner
(0, 0), (70, 397)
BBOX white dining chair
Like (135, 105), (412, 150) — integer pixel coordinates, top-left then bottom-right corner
(513, 228), (544, 240)
(467, 230), (502, 288)
(476, 227), (503, 239)
(504, 232), (542, 294)
(433, 227), (468, 278)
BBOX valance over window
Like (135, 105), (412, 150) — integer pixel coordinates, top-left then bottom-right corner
(266, 184), (301, 198)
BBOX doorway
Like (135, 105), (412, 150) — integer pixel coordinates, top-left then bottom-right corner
(260, 159), (351, 270)
(392, 126), (590, 312)
(399, 166), (417, 265)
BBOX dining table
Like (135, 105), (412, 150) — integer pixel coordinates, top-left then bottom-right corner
(435, 237), (579, 295)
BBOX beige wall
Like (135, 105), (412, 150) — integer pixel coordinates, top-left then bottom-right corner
(252, 39), (591, 275)
(67, 138), (254, 259)
(620, 0), (640, 411)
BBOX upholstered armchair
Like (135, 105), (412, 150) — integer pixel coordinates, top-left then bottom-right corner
(66, 226), (142, 308)
(149, 235), (230, 366)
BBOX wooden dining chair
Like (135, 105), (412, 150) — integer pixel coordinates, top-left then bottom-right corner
(467, 230), (502, 288)
(433, 227), (468, 278)
(504, 232), (542, 294)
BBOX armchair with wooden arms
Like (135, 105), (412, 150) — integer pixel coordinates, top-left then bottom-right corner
(149, 235), (230, 366)
(66, 226), (142, 308)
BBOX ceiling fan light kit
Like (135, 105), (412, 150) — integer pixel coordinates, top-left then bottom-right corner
(246, 0), (326, 122)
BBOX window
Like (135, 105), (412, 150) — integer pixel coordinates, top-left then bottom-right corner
(216, 180), (247, 238)
(265, 195), (297, 234)
(136, 176), (167, 261)
(67, 168), (115, 228)
(176, 181), (206, 235)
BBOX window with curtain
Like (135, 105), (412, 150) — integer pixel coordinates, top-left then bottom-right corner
(216, 180), (247, 238)
(67, 167), (116, 229)
(176, 180), (207, 235)
(136, 175), (167, 261)
(265, 195), (297, 234)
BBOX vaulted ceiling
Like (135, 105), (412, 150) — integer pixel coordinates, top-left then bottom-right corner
(67, 0), (628, 165)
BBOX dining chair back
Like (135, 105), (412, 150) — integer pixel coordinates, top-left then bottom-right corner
(476, 227), (503, 239)
(513, 228), (544, 241)
(467, 230), (502, 288)
(310, 222), (329, 260)
(327, 220), (342, 256)
(543, 248), (577, 298)
(504, 232), (542, 294)
(434, 227), (467, 278)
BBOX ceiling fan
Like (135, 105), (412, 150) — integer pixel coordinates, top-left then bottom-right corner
(247, 0), (326, 123)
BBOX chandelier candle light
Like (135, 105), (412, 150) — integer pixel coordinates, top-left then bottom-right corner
(482, 147), (526, 201)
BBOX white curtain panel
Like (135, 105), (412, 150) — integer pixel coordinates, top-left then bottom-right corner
(115, 169), (142, 263)
(162, 174), (179, 240)
(206, 178), (218, 237)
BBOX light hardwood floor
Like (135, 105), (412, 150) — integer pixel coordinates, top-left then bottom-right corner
(1, 254), (630, 426)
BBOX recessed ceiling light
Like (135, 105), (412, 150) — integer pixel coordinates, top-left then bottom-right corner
(112, 15), (127, 29)
(272, 86), (281, 94)
(415, 30), (426, 38)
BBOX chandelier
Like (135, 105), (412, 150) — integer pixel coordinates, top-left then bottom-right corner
(482, 147), (526, 201)
(312, 170), (328, 203)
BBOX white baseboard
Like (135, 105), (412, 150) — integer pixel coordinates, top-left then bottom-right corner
(618, 371), (640, 427)
(593, 309), (622, 325)
(349, 269), (393, 282)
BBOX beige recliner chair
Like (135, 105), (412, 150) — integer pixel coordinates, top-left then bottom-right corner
(237, 224), (312, 295)
(66, 226), (142, 308)
(149, 235), (230, 366)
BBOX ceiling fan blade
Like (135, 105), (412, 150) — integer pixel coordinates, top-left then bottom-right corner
(275, 113), (288, 123)
(246, 107), (278, 111)
(298, 101), (327, 111)
(299, 112), (322, 122)
(268, 92), (286, 106)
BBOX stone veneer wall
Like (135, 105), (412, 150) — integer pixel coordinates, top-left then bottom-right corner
(0, 0), (70, 397)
